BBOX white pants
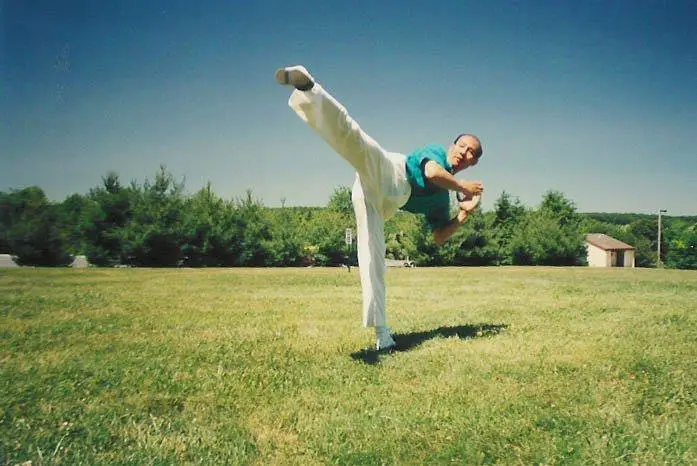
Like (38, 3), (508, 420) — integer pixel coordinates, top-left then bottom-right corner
(288, 84), (411, 328)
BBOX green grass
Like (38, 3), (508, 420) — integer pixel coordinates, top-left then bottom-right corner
(2, 266), (697, 465)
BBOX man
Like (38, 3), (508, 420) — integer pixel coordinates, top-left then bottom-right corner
(275, 65), (484, 350)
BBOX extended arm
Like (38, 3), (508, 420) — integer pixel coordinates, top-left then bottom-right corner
(424, 161), (483, 196)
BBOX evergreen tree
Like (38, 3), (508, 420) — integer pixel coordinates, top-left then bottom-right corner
(181, 183), (243, 266)
(491, 191), (526, 264)
(55, 193), (90, 255)
(510, 192), (586, 266)
(326, 186), (354, 218)
(235, 190), (272, 266)
(1, 187), (72, 266)
(385, 212), (425, 263)
(264, 201), (305, 266)
(121, 166), (186, 267)
(436, 209), (498, 266)
(667, 224), (697, 269)
(83, 172), (133, 266)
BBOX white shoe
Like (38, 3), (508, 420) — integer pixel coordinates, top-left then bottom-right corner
(274, 65), (314, 90)
(376, 327), (396, 351)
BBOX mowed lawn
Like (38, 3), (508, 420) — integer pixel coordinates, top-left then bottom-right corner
(2, 266), (697, 465)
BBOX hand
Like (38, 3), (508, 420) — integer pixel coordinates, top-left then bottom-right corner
(459, 180), (484, 197)
(459, 194), (481, 214)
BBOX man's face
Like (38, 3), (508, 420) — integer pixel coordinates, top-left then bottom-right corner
(449, 135), (482, 172)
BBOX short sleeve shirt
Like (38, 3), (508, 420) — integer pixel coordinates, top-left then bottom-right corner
(401, 144), (459, 229)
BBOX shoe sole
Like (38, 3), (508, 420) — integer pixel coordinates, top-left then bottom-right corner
(274, 67), (312, 88)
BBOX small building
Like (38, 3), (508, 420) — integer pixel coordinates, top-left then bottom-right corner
(70, 255), (90, 268)
(585, 234), (635, 268)
(0, 254), (19, 268)
(385, 258), (415, 268)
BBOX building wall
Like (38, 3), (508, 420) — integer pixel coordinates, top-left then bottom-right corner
(586, 243), (609, 267)
(586, 243), (635, 268)
(610, 250), (635, 268)
(0, 254), (19, 268)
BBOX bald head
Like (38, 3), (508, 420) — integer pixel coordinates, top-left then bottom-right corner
(453, 134), (483, 158)
(448, 133), (483, 172)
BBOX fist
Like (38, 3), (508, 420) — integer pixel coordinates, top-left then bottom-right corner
(460, 181), (484, 197)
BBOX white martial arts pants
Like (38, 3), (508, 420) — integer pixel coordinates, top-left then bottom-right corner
(288, 84), (411, 328)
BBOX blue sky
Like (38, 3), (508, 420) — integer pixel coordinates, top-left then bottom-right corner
(3, 0), (696, 214)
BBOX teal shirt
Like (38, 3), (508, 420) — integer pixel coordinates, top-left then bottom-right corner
(401, 144), (457, 229)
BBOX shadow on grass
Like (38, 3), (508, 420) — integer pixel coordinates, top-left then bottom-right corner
(350, 323), (508, 365)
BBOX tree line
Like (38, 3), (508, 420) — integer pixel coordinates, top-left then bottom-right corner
(1, 166), (696, 269)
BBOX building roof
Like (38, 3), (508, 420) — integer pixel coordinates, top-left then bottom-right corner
(585, 233), (635, 251)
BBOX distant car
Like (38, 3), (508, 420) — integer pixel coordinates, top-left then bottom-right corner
(385, 258), (415, 268)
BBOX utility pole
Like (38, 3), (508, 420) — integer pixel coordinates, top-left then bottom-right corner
(345, 228), (353, 272)
(657, 209), (667, 268)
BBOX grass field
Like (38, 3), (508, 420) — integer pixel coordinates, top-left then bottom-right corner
(2, 266), (697, 464)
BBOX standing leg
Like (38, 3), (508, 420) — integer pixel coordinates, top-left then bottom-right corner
(352, 178), (396, 350)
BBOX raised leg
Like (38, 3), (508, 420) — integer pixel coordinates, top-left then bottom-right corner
(282, 71), (389, 198)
